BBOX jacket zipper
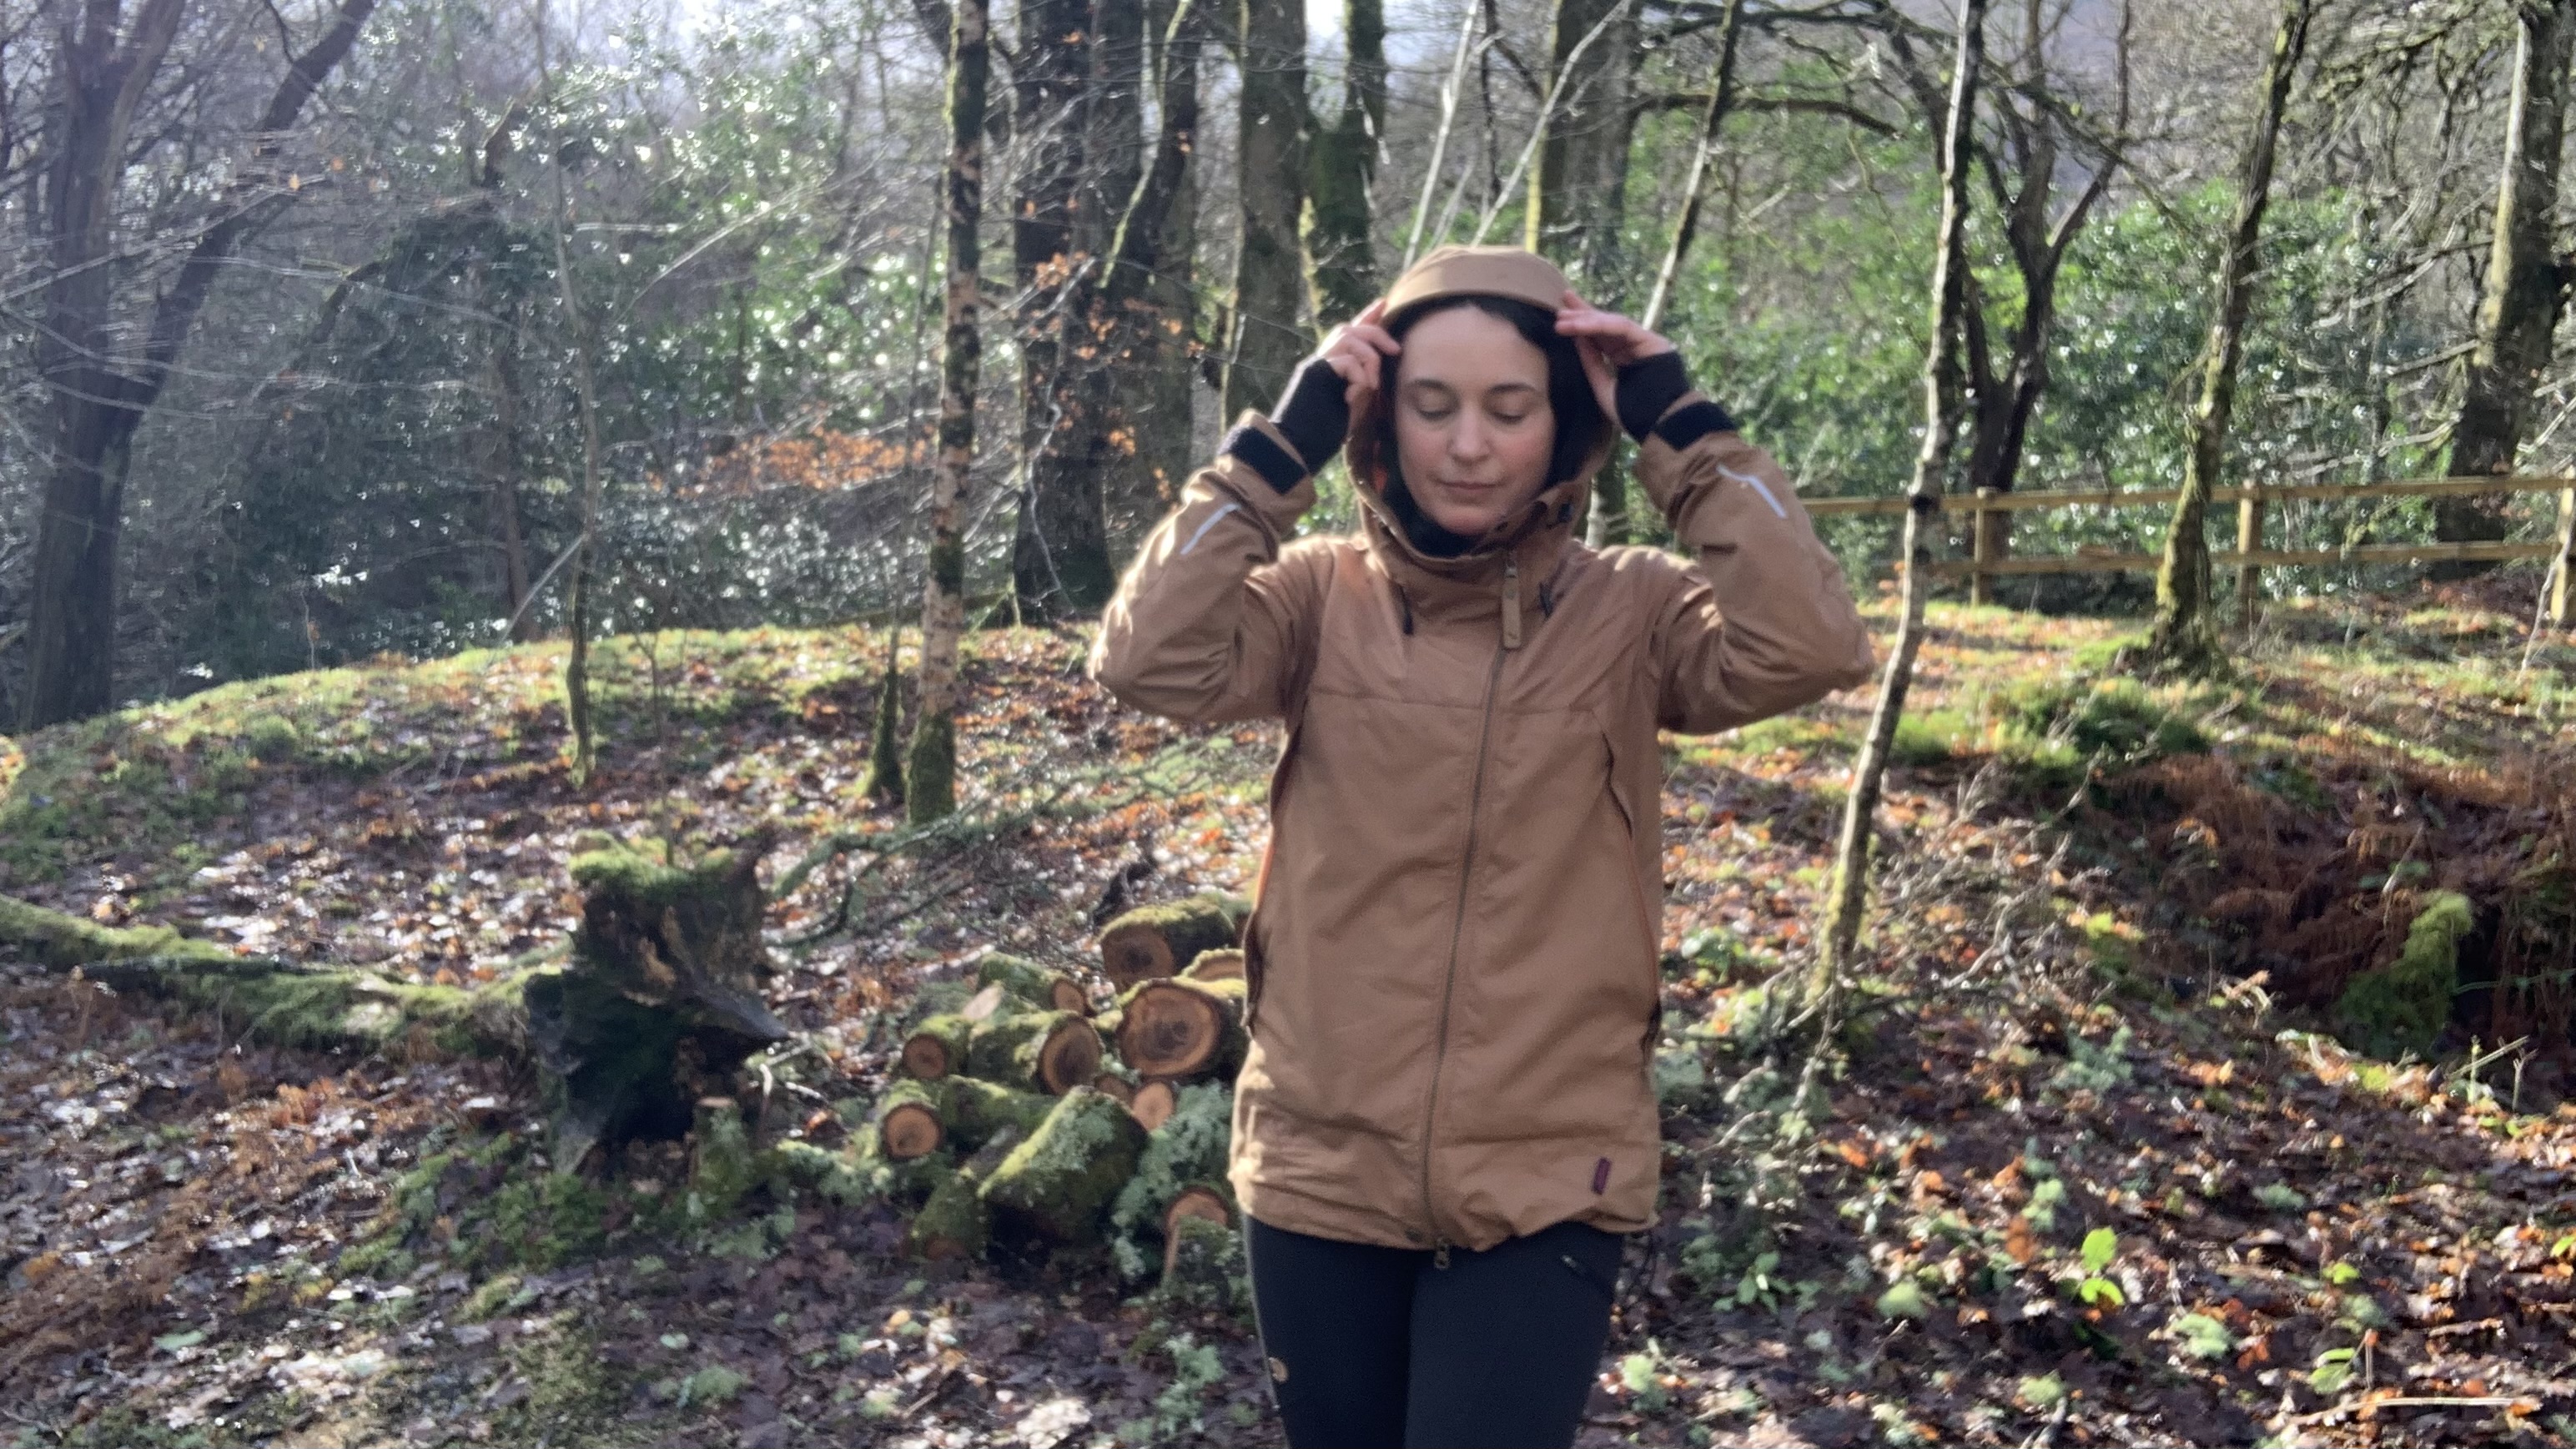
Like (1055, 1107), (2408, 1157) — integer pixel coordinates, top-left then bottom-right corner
(1420, 556), (1520, 1263)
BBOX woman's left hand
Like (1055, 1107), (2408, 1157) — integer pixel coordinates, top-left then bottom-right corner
(1555, 291), (1676, 425)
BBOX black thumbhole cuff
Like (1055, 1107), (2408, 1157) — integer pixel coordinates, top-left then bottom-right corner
(1653, 400), (1737, 452)
(1221, 424), (1307, 494)
(1613, 351), (1693, 442)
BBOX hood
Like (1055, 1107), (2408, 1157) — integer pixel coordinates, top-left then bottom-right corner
(1346, 245), (1615, 577)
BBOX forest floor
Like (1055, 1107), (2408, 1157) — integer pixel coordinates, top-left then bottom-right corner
(3, 577), (2574, 1449)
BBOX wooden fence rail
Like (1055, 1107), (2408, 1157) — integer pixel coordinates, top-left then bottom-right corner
(1800, 474), (2576, 625)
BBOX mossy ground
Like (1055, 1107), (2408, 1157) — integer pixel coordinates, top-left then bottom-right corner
(5, 581), (2574, 1446)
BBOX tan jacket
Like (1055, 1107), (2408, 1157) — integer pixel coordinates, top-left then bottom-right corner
(1089, 264), (1874, 1254)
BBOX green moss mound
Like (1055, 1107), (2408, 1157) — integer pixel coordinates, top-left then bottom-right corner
(2334, 892), (2473, 1060)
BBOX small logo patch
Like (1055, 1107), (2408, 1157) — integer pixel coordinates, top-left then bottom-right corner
(1591, 1157), (1612, 1194)
(1268, 1356), (1290, 1383)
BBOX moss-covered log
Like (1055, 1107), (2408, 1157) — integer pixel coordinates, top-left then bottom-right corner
(1114, 977), (1248, 1082)
(0, 893), (529, 1058)
(967, 1009), (1104, 1094)
(976, 952), (1091, 1014)
(1165, 1183), (1232, 1240)
(978, 1087), (1151, 1246)
(1109, 1081), (1235, 1280)
(948, 1075), (1057, 1148)
(902, 1012), (975, 1079)
(1158, 1211), (1247, 1313)
(1092, 1071), (1137, 1105)
(1180, 948), (1244, 984)
(1095, 893), (1250, 991)
(913, 1123), (1029, 1260)
(876, 1079), (953, 1160)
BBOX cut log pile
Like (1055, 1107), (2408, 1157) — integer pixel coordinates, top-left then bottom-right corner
(851, 891), (1253, 1302)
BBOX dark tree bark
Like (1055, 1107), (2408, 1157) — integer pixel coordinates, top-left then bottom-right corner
(1305, 0), (1386, 326)
(2441, 0), (2576, 552)
(1222, 0), (1309, 418)
(2146, 0), (2312, 673)
(1816, 0), (1986, 1002)
(1526, 0), (1639, 294)
(911, 0), (992, 823)
(1113, 0), (1205, 542)
(1010, 0), (1114, 619)
(23, 0), (378, 728)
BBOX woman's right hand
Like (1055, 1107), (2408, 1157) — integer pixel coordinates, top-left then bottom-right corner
(1314, 298), (1401, 405)
(1265, 299), (1401, 472)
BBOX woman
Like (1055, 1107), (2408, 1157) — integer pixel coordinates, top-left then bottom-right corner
(1090, 245), (1874, 1448)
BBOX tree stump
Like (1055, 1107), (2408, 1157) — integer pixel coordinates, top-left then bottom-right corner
(1114, 977), (1248, 1083)
(978, 1087), (1150, 1245)
(967, 1010), (1104, 1094)
(522, 836), (789, 1171)
(1095, 893), (1250, 992)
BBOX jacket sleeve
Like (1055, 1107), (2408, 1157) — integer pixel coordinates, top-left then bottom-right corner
(1089, 412), (1323, 723)
(1634, 395), (1877, 734)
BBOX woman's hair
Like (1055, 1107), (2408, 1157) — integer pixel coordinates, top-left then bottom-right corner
(1347, 294), (1609, 504)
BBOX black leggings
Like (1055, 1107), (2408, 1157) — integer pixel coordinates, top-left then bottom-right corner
(1243, 1215), (1623, 1449)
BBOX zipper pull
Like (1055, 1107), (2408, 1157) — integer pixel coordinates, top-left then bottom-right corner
(1500, 556), (1522, 650)
(1433, 1241), (1452, 1270)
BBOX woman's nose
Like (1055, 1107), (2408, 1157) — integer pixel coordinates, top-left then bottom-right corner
(1448, 415), (1491, 462)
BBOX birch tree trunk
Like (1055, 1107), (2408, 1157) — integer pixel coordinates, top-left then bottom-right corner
(536, 0), (610, 789)
(1814, 0), (1987, 1004)
(909, 0), (991, 823)
(1222, 0), (1309, 419)
(2440, 0), (2576, 552)
(2145, 0), (2312, 673)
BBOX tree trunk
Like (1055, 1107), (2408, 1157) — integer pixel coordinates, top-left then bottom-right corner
(536, 0), (609, 787)
(1118, 0), (1206, 545)
(482, 294), (534, 641)
(2146, 0), (2310, 672)
(909, 0), (991, 824)
(1525, 0), (1640, 293)
(1305, 0), (1386, 327)
(1222, 0), (1310, 418)
(23, 0), (376, 728)
(2441, 0), (2576, 552)
(1814, 0), (1986, 1002)
(967, 1009), (1107, 1093)
(1010, 0), (1115, 619)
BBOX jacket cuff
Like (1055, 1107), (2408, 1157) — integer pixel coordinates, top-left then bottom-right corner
(1208, 412), (1319, 536)
(1222, 410), (1314, 492)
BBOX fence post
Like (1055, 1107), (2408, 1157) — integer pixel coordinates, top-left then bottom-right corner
(2236, 484), (2263, 625)
(2555, 486), (2575, 628)
(1970, 487), (1997, 606)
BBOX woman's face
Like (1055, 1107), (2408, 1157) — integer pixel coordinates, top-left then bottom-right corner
(1388, 306), (1557, 539)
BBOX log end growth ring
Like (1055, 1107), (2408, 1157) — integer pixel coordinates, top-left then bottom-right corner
(1116, 982), (1220, 1079)
(881, 1101), (945, 1160)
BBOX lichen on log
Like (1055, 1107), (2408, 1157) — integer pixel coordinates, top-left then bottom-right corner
(1109, 1081), (1234, 1280)
(1157, 1212), (1247, 1314)
(978, 1087), (1150, 1246)
(1095, 893), (1250, 992)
